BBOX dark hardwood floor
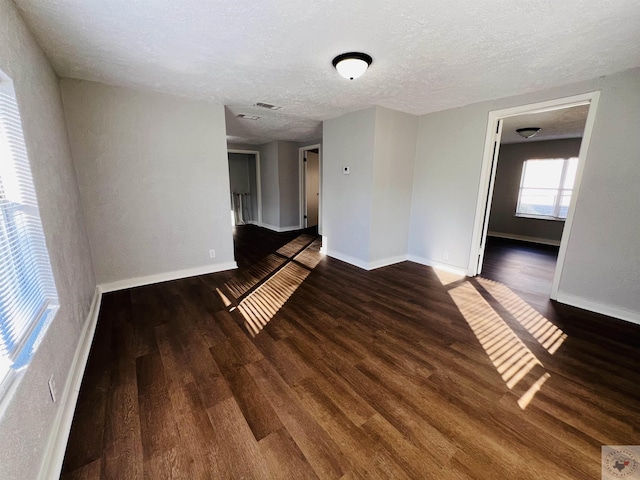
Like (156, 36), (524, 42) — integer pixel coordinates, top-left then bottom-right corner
(481, 236), (558, 294)
(61, 227), (640, 479)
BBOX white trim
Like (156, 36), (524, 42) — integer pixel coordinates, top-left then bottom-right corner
(298, 144), (322, 234)
(325, 250), (370, 270)
(99, 262), (238, 293)
(228, 149), (262, 226)
(368, 255), (408, 270)
(468, 91), (601, 302)
(38, 287), (103, 480)
(550, 92), (600, 299)
(487, 231), (561, 247)
(407, 254), (470, 276)
(555, 292), (640, 326)
(260, 223), (302, 233)
(473, 118), (504, 276)
(326, 251), (407, 271)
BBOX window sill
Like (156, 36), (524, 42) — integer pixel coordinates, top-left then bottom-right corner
(515, 214), (566, 222)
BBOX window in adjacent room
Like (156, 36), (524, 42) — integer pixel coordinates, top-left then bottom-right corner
(515, 157), (579, 220)
(0, 69), (59, 401)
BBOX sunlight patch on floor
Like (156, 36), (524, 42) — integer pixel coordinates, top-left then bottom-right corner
(477, 278), (567, 354)
(517, 373), (551, 409)
(433, 265), (466, 286)
(222, 234), (323, 336)
(238, 262), (311, 335)
(449, 282), (542, 390)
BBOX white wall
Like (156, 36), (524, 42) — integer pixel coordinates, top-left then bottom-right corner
(228, 153), (251, 194)
(61, 79), (235, 287)
(409, 67), (640, 321)
(254, 140), (301, 232)
(278, 140), (301, 229)
(247, 155), (258, 222)
(258, 140), (280, 229)
(0, 1), (96, 478)
(323, 107), (376, 267)
(323, 107), (418, 268)
(370, 107), (418, 266)
(408, 103), (488, 269)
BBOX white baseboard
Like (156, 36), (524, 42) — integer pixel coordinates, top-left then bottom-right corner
(38, 287), (103, 480)
(368, 255), (407, 270)
(326, 251), (407, 271)
(488, 231), (561, 247)
(98, 262), (238, 293)
(555, 292), (640, 326)
(261, 223), (303, 233)
(407, 254), (470, 277)
(326, 250), (370, 270)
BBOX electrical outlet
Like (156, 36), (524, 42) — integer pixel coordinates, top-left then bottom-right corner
(343, 166), (350, 175)
(48, 375), (56, 403)
(209, 249), (216, 259)
(443, 251), (450, 260)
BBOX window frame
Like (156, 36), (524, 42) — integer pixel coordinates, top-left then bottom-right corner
(0, 69), (59, 402)
(515, 157), (578, 221)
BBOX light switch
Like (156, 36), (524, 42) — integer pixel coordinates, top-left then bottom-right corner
(343, 166), (350, 175)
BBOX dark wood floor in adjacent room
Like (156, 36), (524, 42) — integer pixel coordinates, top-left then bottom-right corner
(61, 226), (640, 479)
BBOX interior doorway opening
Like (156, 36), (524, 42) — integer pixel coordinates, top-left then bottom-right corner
(227, 149), (261, 227)
(470, 92), (601, 299)
(299, 144), (322, 234)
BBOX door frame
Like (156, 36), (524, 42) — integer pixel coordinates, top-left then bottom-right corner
(298, 144), (322, 233)
(227, 149), (262, 226)
(468, 91), (601, 300)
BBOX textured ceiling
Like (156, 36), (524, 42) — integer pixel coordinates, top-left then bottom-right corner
(14, 0), (640, 145)
(501, 104), (589, 144)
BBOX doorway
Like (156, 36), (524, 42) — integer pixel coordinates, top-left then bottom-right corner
(227, 149), (261, 226)
(469, 92), (600, 299)
(299, 144), (321, 233)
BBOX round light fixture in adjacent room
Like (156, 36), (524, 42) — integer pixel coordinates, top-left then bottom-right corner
(516, 127), (542, 139)
(332, 52), (373, 80)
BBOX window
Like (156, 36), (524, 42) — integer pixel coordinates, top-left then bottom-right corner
(0, 70), (58, 399)
(516, 157), (578, 220)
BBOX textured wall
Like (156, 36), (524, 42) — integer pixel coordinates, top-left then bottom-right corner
(0, 1), (96, 478)
(322, 108), (376, 266)
(258, 140), (280, 229)
(554, 69), (640, 315)
(408, 102), (488, 268)
(409, 67), (640, 318)
(60, 78), (235, 285)
(277, 140), (301, 229)
(489, 139), (582, 242)
(370, 107), (418, 265)
(254, 140), (301, 231)
(228, 153), (251, 194)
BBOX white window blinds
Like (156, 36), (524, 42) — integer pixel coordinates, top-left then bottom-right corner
(0, 72), (58, 395)
(516, 157), (578, 220)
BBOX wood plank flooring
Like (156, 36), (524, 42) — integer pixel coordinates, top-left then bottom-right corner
(61, 226), (640, 479)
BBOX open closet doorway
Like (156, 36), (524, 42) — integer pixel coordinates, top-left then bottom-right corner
(299, 144), (321, 234)
(227, 149), (261, 227)
(469, 92), (600, 300)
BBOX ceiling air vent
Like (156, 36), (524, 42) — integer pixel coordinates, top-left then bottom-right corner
(236, 114), (260, 120)
(254, 102), (282, 110)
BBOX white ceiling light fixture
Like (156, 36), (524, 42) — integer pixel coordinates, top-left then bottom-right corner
(516, 127), (542, 139)
(332, 52), (372, 80)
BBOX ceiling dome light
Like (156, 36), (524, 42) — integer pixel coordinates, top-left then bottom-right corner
(516, 127), (542, 139)
(332, 52), (373, 80)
